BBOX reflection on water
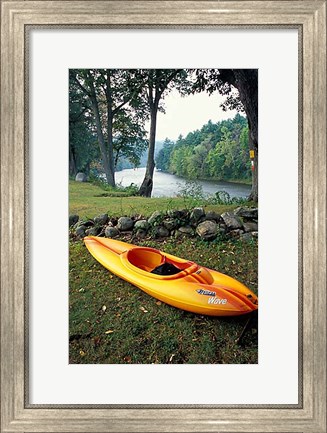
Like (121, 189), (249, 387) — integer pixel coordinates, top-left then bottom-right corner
(114, 168), (251, 198)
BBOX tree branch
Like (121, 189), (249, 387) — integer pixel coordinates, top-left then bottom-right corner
(73, 75), (91, 97)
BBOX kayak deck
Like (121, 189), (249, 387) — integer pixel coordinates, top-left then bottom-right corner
(84, 236), (258, 317)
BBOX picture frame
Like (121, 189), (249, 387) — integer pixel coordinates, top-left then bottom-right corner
(1, 1), (326, 432)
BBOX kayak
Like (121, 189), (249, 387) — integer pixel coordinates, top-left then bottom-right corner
(83, 236), (258, 317)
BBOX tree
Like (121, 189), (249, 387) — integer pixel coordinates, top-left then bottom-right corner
(69, 77), (99, 176)
(192, 69), (258, 201)
(156, 138), (174, 172)
(70, 69), (146, 187)
(113, 111), (148, 168)
(138, 69), (188, 197)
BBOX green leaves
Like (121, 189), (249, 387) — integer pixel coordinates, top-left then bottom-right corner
(156, 114), (251, 183)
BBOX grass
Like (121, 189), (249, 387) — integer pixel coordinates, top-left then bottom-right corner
(69, 236), (258, 364)
(69, 180), (258, 364)
(69, 180), (252, 219)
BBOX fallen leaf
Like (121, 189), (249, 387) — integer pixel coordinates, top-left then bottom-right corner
(124, 356), (132, 363)
(169, 354), (175, 362)
(93, 336), (101, 345)
(105, 330), (114, 334)
(79, 350), (86, 357)
(156, 301), (162, 306)
(140, 306), (148, 313)
(101, 305), (107, 312)
(78, 288), (85, 292)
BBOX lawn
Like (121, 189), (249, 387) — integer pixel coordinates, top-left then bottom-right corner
(69, 180), (249, 219)
(69, 180), (258, 364)
(69, 236), (258, 364)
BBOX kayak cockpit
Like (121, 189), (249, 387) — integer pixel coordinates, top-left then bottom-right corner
(124, 247), (195, 277)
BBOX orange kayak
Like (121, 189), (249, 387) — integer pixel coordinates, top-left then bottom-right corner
(84, 236), (258, 317)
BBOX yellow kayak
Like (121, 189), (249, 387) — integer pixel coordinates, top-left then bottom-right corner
(84, 236), (258, 317)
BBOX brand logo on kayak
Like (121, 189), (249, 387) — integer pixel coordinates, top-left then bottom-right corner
(196, 289), (216, 296)
(208, 297), (227, 305)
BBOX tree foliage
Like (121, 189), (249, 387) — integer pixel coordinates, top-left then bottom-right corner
(69, 77), (99, 176)
(191, 69), (258, 200)
(156, 114), (251, 182)
(69, 69), (148, 186)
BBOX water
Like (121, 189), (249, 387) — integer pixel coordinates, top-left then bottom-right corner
(114, 167), (251, 198)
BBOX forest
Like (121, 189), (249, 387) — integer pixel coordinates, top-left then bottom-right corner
(156, 114), (251, 183)
(69, 69), (258, 201)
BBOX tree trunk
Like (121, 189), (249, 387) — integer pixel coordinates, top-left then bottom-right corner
(139, 107), (157, 197)
(233, 70), (258, 202)
(69, 146), (77, 177)
(106, 71), (116, 187)
(89, 95), (113, 186)
(218, 69), (258, 202)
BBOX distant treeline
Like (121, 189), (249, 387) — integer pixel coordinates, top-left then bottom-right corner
(156, 114), (251, 182)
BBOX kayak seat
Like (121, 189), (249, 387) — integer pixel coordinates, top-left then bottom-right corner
(151, 262), (181, 276)
(126, 247), (193, 275)
(127, 247), (165, 272)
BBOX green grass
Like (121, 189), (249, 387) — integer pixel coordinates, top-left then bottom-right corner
(69, 180), (258, 364)
(69, 236), (258, 364)
(69, 180), (251, 219)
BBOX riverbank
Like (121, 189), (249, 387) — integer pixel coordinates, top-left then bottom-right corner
(70, 181), (255, 219)
(157, 169), (252, 186)
(114, 167), (251, 198)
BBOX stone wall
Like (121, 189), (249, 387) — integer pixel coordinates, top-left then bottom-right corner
(69, 207), (258, 242)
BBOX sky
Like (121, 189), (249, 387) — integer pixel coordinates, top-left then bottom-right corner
(148, 89), (239, 142)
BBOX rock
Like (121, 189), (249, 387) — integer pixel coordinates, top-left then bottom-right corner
(234, 207), (258, 220)
(221, 212), (243, 230)
(204, 211), (221, 222)
(163, 218), (179, 231)
(173, 230), (183, 239)
(94, 213), (109, 226)
(243, 221), (258, 232)
(117, 217), (134, 231)
(167, 209), (189, 220)
(75, 226), (86, 239)
(190, 207), (205, 224)
(218, 224), (227, 235)
(228, 229), (244, 238)
(134, 220), (149, 231)
(148, 210), (162, 225)
(196, 221), (218, 241)
(135, 229), (147, 239)
(75, 172), (87, 182)
(154, 226), (170, 238)
(69, 214), (79, 227)
(240, 232), (253, 242)
(85, 226), (101, 236)
(105, 226), (119, 238)
(77, 219), (94, 228)
(178, 226), (194, 236)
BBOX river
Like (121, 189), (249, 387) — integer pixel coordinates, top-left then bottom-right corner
(114, 167), (251, 198)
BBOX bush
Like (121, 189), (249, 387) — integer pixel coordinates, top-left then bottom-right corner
(91, 175), (139, 197)
(210, 190), (248, 205)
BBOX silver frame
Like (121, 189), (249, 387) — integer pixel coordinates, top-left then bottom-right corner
(1, 1), (326, 432)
